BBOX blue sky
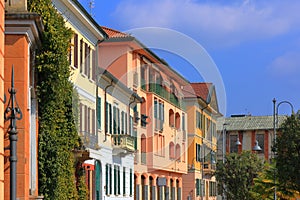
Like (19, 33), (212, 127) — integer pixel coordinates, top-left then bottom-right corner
(79, 0), (300, 117)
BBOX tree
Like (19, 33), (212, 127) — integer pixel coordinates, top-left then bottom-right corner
(27, 0), (86, 199)
(275, 115), (300, 194)
(251, 162), (298, 200)
(215, 151), (263, 200)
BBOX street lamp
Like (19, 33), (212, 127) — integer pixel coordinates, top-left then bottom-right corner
(272, 98), (294, 200)
(4, 67), (23, 200)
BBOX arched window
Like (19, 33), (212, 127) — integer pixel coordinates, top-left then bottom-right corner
(169, 109), (174, 127)
(175, 112), (180, 129)
(175, 144), (181, 161)
(169, 142), (175, 159)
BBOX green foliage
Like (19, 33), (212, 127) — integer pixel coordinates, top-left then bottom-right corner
(215, 151), (263, 200)
(275, 115), (300, 194)
(251, 162), (298, 200)
(28, 0), (83, 199)
(77, 169), (89, 200)
(251, 162), (276, 200)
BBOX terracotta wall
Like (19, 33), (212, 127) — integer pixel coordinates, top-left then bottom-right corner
(0, 0), (4, 199)
(4, 34), (30, 200)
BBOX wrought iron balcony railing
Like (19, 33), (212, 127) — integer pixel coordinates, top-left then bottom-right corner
(111, 134), (135, 153)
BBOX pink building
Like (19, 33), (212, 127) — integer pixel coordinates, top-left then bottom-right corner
(99, 27), (189, 200)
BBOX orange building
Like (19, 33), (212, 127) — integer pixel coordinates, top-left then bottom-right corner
(4, 1), (43, 199)
(0, 0), (4, 199)
(99, 27), (189, 200)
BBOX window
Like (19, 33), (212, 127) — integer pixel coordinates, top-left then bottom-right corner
(175, 144), (181, 161)
(123, 167), (126, 195)
(105, 102), (112, 134)
(175, 112), (180, 129)
(113, 106), (117, 134)
(92, 50), (96, 81)
(169, 142), (175, 159)
(169, 109), (174, 127)
(121, 111), (124, 134)
(230, 135), (238, 153)
(196, 178), (201, 196)
(80, 39), (83, 73)
(97, 97), (101, 129)
(256, 134), (265, 153)
(154, 99), (164, 131)
(85, 43), (89, 77)
(129, 116), (133, 136)
(114, 165), (120, 195)
(156, 134), (165, 156)
(105, 164), (112, 195)
(182, 113), (186, 132)
(196, 111), (202, 129)
(196, 143), (202, 162)
(209, 181), (217, 196)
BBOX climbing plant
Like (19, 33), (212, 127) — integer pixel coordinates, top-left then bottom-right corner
(28, 0), (87, 199)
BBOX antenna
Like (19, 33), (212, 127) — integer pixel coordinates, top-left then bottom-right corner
(88, 0), (95, 17)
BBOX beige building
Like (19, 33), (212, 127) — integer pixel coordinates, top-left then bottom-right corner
(217, 115), (286, 161)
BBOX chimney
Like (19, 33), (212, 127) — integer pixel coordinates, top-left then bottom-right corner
(5, 0), (27, 12)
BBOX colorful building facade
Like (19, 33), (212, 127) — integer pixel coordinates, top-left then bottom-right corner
(182, 83), (220, 200)
(99, 27), (189, 200)
(4, 0), (43, 199)
(53, 0), (139, 199)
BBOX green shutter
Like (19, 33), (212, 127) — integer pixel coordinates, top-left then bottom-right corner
(130, 169), (133, 196)
(123, 167), (126, 195)
(106, 164), (108, 195)
(97, 97), (101, 129)
(196, 179), (200, 196)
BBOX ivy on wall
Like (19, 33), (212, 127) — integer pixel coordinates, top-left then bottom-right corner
(28, 0), (88, 199)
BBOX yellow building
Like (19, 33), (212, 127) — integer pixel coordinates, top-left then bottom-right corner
(53, 1), (140, 199)
(183, 83), (221, 200)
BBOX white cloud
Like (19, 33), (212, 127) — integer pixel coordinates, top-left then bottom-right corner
(268, 51), (300, 78)
(112, 0), (300, 48)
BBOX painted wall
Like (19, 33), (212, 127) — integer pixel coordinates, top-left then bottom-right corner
(4, 34), (30, 200)
(0, 0), (4, 199)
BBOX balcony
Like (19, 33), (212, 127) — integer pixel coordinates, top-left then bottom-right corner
(111, 134), (135, 155)
(203, 162), (216, 175)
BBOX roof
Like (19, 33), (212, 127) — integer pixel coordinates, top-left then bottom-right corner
(191, 83), (212, 101)
(217, 115), (287, 131)
(100, 26), (190, 84)
(101, 26), (131, 38)
(70, 0), (108, 38)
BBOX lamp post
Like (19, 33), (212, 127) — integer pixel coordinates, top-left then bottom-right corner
(272, 98), (294, 200)
(4, 67), (23, 200)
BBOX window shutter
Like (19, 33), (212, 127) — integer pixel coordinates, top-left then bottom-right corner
(109, 104), (112, 134)
(92, 109), (95, 135)
(97, 97), (101, 129)
(79, 103), (83, 132)
(92, 50), (96, 81)
(74, 34), (78, 68)
(80, 39), (83, 73)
